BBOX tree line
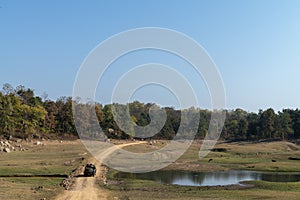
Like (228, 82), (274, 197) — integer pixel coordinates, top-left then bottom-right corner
(1, 83), (300, 141)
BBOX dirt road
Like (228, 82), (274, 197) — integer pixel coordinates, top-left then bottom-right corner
(55, 141), (146, 200)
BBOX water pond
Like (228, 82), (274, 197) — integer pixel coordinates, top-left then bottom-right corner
(115, 170), (300, 186)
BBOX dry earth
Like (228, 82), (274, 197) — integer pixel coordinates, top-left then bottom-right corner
(55, 141), (146, 200)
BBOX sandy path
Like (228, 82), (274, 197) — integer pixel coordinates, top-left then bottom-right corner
(56, 177), (99, 200)
(55, 141), (146, 200)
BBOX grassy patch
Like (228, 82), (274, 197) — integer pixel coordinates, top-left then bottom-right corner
(122, 141), (300, 172)
(0, 140), (89, 200)
(106, 170), (300, 200)
(172, 141), (300, 172)
(245, 180), (300, 192)
(109, 141), (300, 199)
(0, 177), (64, 200)
(0, 140), (87, 176)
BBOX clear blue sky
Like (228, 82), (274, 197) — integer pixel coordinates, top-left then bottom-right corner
(1, 0), (300, 112)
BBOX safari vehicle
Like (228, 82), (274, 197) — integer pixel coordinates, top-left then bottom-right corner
(84, 163), (96, 177)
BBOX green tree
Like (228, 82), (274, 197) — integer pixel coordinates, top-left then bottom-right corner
(16, 85), (42, 106)
(246, 112), (260, 140)
(275, 110), (294, 140)
(260, 108), (276, 139)
(101, 104), (120, 138)
(0, 92), (16, 135)
(55, 97), (75, 134)
(43, 100), (58, 133)
(285, 109), (300, 139)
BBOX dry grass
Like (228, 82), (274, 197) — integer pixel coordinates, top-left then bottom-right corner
(0, 140), (88, 175)
(0, 140), (89, 200)
(0, 177), (64, 200)
(110, 140), (300, 199)
(123, 140), (300, 172)
(1, 139), (300, 199)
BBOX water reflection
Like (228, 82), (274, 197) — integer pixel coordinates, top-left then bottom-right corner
(116, 170), (300, 186)
(262, 173), (300, 182)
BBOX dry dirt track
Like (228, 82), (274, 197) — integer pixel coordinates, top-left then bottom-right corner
(55, 176), (103, 200)
(55, 141), (146, 200)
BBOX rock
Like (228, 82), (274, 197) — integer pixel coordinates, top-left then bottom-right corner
(0, 139), (27, 152)
(64, 161), (72, 166)
(32, 134), (41, 139)
(3, 148), (11, 153)
(108, 128), (114, 134)
(78, 152), (88, 156)
(34, 141), (43, 145)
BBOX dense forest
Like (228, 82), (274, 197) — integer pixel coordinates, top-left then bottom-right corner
(1, 83), (300, 141)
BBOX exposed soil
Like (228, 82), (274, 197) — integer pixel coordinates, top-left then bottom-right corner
(55, 141), (146, 200)
(55, 174), (106, 200)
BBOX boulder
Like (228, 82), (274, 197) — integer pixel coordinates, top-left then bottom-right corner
(108, 128), (114, 134)
(3, 148), (11, 153)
